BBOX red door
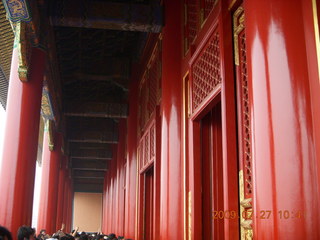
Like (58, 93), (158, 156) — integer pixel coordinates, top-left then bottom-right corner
(201, 103), (224, 240)
(144, 167), (154, 240)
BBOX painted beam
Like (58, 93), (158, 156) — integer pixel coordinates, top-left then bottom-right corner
(73, 170), (106, 179)
(50, 0), (163, 32)
(74, 183), (103, 193)
(68, 130), (118, 144)
(65, 102), (128, 118)
(70, 148), (112, 160)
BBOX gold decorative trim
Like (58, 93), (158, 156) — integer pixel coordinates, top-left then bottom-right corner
(312, 0), (320, 80)
(239, 170), (253, 240)
(233, 7), (245, 66)
(15, 21), (29, 82)
(182, 71), (189, 240)
(200, 0), (218, 28)
(44, 119), (55, 151)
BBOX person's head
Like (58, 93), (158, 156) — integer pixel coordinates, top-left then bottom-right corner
(0, 226), (12, 240)
(79, 235), (88, 240)
(17, 226), (35, 240)
(39, 230), (46, 236)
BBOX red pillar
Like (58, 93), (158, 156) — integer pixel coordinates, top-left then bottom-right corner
(0, 47), (45, 235)
(37, 130), (62, 234)
(56, 156), (67, 231)
(66, 178), (73, 233)
(245, 0), (320, 239)
(63, 176), (72, 233)
(160, 1), (183, 239)
(62, 172), (69, 229)
(123, 73), (139, 239)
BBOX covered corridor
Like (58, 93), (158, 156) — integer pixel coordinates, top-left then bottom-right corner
(0, 0), (320, 239)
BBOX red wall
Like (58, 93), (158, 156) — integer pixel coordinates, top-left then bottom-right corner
(101, 0), (320, 239)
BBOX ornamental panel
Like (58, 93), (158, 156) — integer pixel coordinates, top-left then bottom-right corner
(138, 40), (161, 134)
(191, 29), (221, 114)
(138, 119), (156, 172)
(184, 0), (198, 53)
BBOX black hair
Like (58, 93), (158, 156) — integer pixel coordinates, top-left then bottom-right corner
(17, 226), (35, 240)
(0, 226), (12, 240)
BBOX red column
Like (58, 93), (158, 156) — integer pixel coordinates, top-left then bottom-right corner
(56, 156), (67, 230)
(123, 74), (139, 239)
(0, 47), (45, 235)
(66, 178), (73, 233)
(160, 1), (183, 240)
(245, 0), (320, 239)
(37, 130), (62, 234)
(62, 172), (69, 229)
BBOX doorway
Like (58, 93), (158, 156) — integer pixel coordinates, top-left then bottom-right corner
(144, 167), (154, 240)
(201, 103), (224, 240)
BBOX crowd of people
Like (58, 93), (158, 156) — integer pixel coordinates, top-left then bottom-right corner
(0, 225), (131, 240)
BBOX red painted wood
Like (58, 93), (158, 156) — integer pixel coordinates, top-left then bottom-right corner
(37, 132), (62, 234)
(219, 2), (240, 239)
(201, 112), (213, 239)
(245, 0), (320, 238)
(123, 74), (138, 239)
(301, 0), (320, 210)
(145, 168), (154, 240)
(56, 156), (67, 231)
(0, 47), (45, 235)
(160, 1), (183, 240)
(62, 172), (70, 230)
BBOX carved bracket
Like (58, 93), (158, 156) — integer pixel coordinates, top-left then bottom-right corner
(44, 119), (55, 151)
(233, 6), (245, 66)
(13, 21), (31, 82)
(3, 0), (32, 22)
(41, 83), (55, 120)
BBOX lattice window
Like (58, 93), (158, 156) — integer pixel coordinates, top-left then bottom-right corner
(191, 30), (221, 113)
(239, 30), (252, 195)
(184, 0), (198, 53)
(138, 41), (162, 134)
(138, 120), (156, 172)
(201, 0), (217, 22)
(150, 124), (155, 159)
(144, 133), (149, 165)
(138, 142), (144, 170)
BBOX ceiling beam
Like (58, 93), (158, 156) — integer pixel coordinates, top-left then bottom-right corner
(72, 159), (108, 171)
(69, 142), (113, 150)
(50, 1), (163, 32)
(74, 183), (103, 193)
(70, 148), (112, 160)
(65, 102), (128, 118)
(73, 170), (106, 179)
(68, 130), (118, 144)
(64, 72), (130, 91)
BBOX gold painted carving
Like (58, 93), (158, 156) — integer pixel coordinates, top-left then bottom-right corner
(14, 21), (30, 82)
(41, 92), (53, 117)
(233, 6), (245, 66)
(188, 191), (192, 240)
(44, 119), (55, 151)
(239, 170), (253, 240)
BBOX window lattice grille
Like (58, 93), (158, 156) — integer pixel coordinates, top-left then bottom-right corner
(239, 30), (252, 195)
(138, 42), (161, 133)
(184, 0), (198, 52)
(191, 30), (221, 113)
(138, 120), (156, 172)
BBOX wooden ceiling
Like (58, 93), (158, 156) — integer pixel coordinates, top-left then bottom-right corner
(46, 0), (162, 192)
